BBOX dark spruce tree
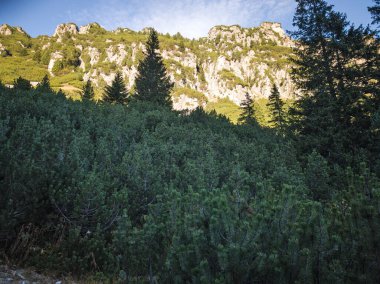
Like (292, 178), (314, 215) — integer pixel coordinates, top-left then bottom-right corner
(267, 84), (285, 131)
(289, 0), (380, 164)
(82, 79), (95, 101)
(369, 0), (380, 26)
(13, 77), (32, 91)
(35, 75), (53, 93)
(238, 93), (256, 125)
(103, 71), (129, 105)
(134, 29), (174, 108)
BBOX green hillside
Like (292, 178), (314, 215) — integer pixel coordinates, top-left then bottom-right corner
(0, 87), (379, 282)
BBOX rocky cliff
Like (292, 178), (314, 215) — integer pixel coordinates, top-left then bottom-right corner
(0, 22), (296, 112)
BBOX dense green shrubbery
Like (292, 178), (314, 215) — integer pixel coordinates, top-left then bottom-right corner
(0, 2), (379, 280)
(0, 88), (379, 282)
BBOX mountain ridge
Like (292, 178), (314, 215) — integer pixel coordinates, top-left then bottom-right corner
(0, 21), (296, 119)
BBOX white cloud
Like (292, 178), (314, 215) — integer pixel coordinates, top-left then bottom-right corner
(67, 0), (296, 38)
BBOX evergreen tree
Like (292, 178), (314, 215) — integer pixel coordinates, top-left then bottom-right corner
(35, 75), (53, 93)
(238, 93), (256, 125)
(103, 71), (129, 105)
(56, 89), (66, 98)
(369, 0), (380, 26)
(13, 77), (32, 91)
(82, 79), (95, 101)
(305, 150), (330, 201)
(290, 0), (380, 163)
(134, 29), (174, 108)
(267, 84), (285, 130)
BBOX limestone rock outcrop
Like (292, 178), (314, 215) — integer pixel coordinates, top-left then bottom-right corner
(1, 22), (297, 112)
(53, 23), (78, 37)
(0, 24), (13, 36)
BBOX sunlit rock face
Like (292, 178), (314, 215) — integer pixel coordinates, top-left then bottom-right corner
(0, 24), (13, 36)
(0, 22), (297, 111)
(54, 23), (79, 36)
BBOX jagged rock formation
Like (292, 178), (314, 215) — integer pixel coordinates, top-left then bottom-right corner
(208, 22), (294, 48)
(53, 23), (78, 37)
(79, 22), (104, 34)
(0, 24), (27, 36)
(0, 22), (297, 112)
(0, 24), (13, 36)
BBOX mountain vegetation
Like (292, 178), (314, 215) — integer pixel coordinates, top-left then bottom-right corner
(290, 0), (380, 166)
(133, 29), (174, 108)
(103, 71), (129, 105)
(267, 84), (285, 131)
(238, 93), (256, 125)
(82, 79), (95, 101)
(0, 20), (295, 122)
(0, 0), (379, 283)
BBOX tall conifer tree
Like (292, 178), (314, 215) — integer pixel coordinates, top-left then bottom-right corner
(290, 0), (380, 162)
(82, 79), (95, 101)
(369, 0), (380, 26)
(238, 93), (256, 125)
(134, 29), (173, 108)
(267, 84), (285, 130)
(36, 75), (53, 93)
(13, 77), (32, 91)
(103, 71), (129, 105)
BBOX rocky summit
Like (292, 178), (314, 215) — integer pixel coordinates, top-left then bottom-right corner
(0, 22), (296, 112)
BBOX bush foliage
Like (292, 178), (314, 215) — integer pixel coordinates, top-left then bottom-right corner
(0, 87), (379, 283)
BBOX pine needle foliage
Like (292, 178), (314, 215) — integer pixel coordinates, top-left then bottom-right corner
(36, 75), (53, 93)
(238, 93), (256, 125)
(103, 71), (129, 105)
(82, 79), (95, 101)
(13, 77), (32, 91)
(267, 84), (285, 130)
(134, 29), (174, 108)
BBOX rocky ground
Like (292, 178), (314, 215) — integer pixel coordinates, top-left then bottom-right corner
(0, 265), (65, 284)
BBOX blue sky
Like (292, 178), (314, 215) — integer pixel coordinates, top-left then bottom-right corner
(0, 0), (375, 38)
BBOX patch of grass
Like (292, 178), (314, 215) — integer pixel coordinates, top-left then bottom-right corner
(205, 97), (293, 126)
(0, 56), (47, 84)
(172, 87), (207, 103)
(206, 98), (242, 123)
(50, 72), (83, 89)
(54, 85), (82, 100)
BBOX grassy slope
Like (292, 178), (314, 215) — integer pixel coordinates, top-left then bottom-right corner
(0, 56), (47, 83)
(205, 97), (293, 126)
